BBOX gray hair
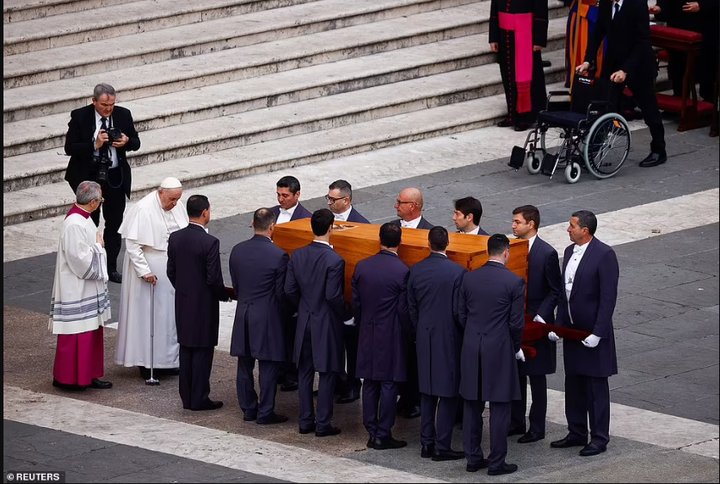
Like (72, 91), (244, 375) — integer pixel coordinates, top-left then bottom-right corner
(76, 181), (101, 205)
(328, 179), (352, 201)
(93, 83), (116, 100)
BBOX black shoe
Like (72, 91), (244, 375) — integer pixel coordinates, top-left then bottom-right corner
(243, 413), (257, 422)
(89, 378), (112, 389)
(402, 405), (421, 419)
(421, 444), (434, 458)
(514, 122), (532, 132)
(257, 413), (289, 425)
(299, 424), (316, 434)
(52, 379), (86, 391)
(315, 426), (341, 437)
(191, 400), (223, 411)
(367, 437), (375, 448)
(312, 389), (319, 397)
(109, 271), (122, 284)
(336, 388), (361, 404)
(550, 435), (587, 448)
(541, 60), (552, 68)
(497, 118), (514, 128)
(639, 152), (667, 167)
(507, 426), (526, 437)
(488, 463), (518, 476)
(466, 459), (490, 472)
(157, 367), (180, 376)
(371, 437), (407, 450)
(280, 381), (298, 392)
(517, 431), (545, 444)
(431, 449), (465, 461)
(579, 442), (606, 456)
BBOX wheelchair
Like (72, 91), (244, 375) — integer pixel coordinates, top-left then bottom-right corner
(508, 75), (632, 184)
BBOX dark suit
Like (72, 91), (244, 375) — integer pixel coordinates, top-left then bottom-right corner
(346, 207), (370, 224)
(585, 0), (665, 154)
(408, 252), (467, 451)
(271, 202), (312, 223)
(391, 217), (435, 230)
(285, 242), (350, 432)
(556, 237), (619, 449)
(458, 227), (489, 236)
(459, 261), (525, 471)
(167, 224), (229, 410)
(229, 235), (290, 421)
(353, 250), (410, 440)
(64, 104), (140, 273)
(511, 236), (561, 434)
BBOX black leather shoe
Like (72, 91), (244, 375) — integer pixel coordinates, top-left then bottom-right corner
(280, 381), (298, 392)
(315, 426), (342, 437)
(257, 413), (289, 425)
(109, 271), (122, 284)
(243, 413), (257, 422)
(514, 122), (532, 132)
(579, 442), (606, 456)
(52, 379), (86, 391)
(402, 405), (421, 419)
(507, 426), (526, 436)
(497, 118), (514, 128)
(550, 435), (587, 448)
(299, 424), (316, 434)
(89, 378), (112, 389)
(191, 400), (223, 411)
(488, 463), (518, 476)
(421, 444), (434, 458)
(336, 388), (360, 404)
(431, 449), (465, 461)
(541, 60), (552, 68)
(517, 430), (545, 444)
(371, 437), (407, 450)
(639, 152), (667, 167)
(466, 459), (490, 472)
(367, 437), (375, 448)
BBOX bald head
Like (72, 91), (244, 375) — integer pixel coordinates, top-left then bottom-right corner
(401, 188), (423, 208)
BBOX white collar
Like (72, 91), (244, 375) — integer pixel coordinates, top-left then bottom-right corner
(190, 222), (208, 233)
(528, 234), (537, 251)
(573, 239), (591, 254)
(401, 216), (422, 229)
(313, 240), (333, 249)
(280, 204), (298, 215)
(462, 226), (479, 235)
(334, 206), (353, 221)
(95, 110), (111, 125)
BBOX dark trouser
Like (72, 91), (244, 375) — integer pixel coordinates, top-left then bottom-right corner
(178, 345), (215, 410)
(338, 324), (361, 393)
(463, 399), (511, 470)
(236, 358), (281, 420)
(69, 169), (126, 273)
(398, 337), (420, 410)
(298, 327), (336, 432)
(625, 76), (666, 155)
(282, 314), (298, 385)
(510, 374), (547, 434)
(362, 380), (399, 440)
(564, 374), (610, 448)
(421, 394), (458, 451)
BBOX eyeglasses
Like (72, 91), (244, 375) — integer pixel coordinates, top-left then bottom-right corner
(396, 199), (415, 205)
(95, 198), (105, 203)
(325, 195), (347, 203)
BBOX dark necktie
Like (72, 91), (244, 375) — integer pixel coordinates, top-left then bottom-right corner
(613, 2), (620, 20)
(100, 117), (110, 159)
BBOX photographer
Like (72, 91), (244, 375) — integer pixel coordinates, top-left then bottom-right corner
(64, 83), (141, 283)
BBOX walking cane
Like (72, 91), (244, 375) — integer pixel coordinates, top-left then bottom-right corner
(146, 282), (160, 386)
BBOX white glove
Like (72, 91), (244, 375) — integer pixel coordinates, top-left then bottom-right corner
(548, 331), (561, 342)
(343, 317), (355, 327)
(533, 314), (547, 324)
(515, 349), (525, 362)
(582, 334), (601, 348)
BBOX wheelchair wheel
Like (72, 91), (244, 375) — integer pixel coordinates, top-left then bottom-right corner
(564, 161), (582, 184)
(526, 152), (542, 175)
(583, 113), (631, 179)
(540, 127), (567, 158)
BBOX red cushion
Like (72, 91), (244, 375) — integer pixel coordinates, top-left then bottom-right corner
(657, 49), (670, 63)
(650, 25), (702, 43)
(656, 93), (715, 114)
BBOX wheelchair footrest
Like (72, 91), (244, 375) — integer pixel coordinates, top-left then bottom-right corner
(508, 146), (526, 170)
(540, 153), (558, 176)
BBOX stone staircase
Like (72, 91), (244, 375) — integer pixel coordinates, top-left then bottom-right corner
(3, 0), (569, 225)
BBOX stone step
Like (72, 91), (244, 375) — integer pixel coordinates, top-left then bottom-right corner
(4, 0), (322, 55)
(6, 24), (566, 158)
(3, 0), (137, 24)
(3, 0), (482, 88)
(2, 63), (568, 224)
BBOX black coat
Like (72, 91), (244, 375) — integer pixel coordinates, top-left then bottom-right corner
(271, 202), (312, 222)
(346, 207), (370, 224)
(229, 235), (290, 361)
(64, 104), (140, 197)
(408, 252), (467, 397)
(167, 224), (229, 348)
(391, 217), (435, 230)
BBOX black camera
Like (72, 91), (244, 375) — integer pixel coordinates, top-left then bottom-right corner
(106, 127), (123, 143)
(93, 151), (112, 183)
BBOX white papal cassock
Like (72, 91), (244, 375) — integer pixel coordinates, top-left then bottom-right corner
(115, 190), (188, 369)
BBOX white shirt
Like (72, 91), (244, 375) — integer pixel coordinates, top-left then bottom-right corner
(313, 240), (333, 249)
(94, 110), (119, 169)
(564, 240), (590, 323)
(333, 206), (353, 222)
(276, 204), (298, 224)
(459, 226), (480, 235)
(528, 234), (537, 252)
(190, 222), (208, 234)
(400, 216), (422, 229)
(612, 0), (623, 19)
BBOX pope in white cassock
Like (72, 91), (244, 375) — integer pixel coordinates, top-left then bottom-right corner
(115, 177), (189, 378)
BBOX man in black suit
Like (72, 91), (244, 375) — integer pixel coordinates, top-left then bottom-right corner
(577, 0), (667, 167)
(284, 209), (351, 437)
(549, 210), (619, 457)
(391, 188), (435, 230)
(325, 179), (369, 404)
(229, 208), (290, 425)
(453, 197), (489, 235)
(64, 83), (141, 284)
(509, 205), (562, 443)
(407, 227), (467, 461)
(271, 175), (311, 391)
(459, 234), (525, 476)
(167, 195), (229, 411)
